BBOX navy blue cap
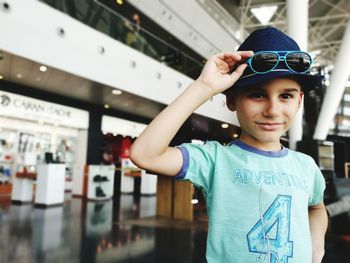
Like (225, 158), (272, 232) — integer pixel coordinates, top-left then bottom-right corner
(229, 27), (323, 93)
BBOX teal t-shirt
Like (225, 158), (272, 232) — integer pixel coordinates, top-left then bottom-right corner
(176, 140), (325, 263)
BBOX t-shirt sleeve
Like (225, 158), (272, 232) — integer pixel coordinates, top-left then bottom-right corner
(174, 141), (217, 192)
(308, 162), (326, 206)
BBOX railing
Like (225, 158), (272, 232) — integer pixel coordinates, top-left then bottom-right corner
(40, 0), (205, 79)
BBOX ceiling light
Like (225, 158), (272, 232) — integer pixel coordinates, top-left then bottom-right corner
(116, 0), (123, 5)
(250, 5), (277, 25)
(221, 123), (229, 128)
(39, 65), (47, 72)
(0, 75), (3, 80)
(16, 73), (22, 79)
(104, 104), (110, 109)
(112, 89), (122, 95)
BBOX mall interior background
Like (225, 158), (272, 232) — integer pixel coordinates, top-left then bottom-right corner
(1, 0), (350, 262)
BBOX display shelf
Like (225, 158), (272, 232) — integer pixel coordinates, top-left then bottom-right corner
(11, 176), (33, 204)
(141, 172), (157, 195)
(16, 171), (37, 180)
(87, 165), (115, 201)
(72, 165), (85, 197)
(120, 158), (140, 194)
(34, 164), (65, 206)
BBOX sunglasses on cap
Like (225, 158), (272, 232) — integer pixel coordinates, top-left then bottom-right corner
(246, 51), (313, 74)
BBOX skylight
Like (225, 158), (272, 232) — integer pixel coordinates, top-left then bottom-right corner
(250, 5), (278, 25)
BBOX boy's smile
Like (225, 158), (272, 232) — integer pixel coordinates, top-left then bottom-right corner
(230, 78), (303, 151)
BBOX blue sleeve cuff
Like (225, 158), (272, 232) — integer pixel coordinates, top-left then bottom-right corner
(174, 146), (189, 180)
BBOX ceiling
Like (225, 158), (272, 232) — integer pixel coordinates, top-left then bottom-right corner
(0, 50), (165, 120)
(218, 0), (350, 68)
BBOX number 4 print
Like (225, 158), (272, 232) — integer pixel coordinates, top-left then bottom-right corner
(247, 195), (293, 263)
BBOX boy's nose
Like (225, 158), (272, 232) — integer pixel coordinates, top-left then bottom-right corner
(262, 99), (280, 117)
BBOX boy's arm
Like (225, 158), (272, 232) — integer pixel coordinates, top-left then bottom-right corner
(308, 202), (328, 263)
(130, 51), (253, 176)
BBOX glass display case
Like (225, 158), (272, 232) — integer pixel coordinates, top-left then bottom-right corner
(0, 129), (17, 184)
(55, 136), (77, 179)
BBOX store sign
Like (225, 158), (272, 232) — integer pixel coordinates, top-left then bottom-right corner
(0, 91), (89, 129)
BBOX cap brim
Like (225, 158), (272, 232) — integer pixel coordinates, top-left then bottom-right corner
(226, 71), (324, 94)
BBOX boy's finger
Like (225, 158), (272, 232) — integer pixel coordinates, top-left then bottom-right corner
(216, 51), (253, 60)
(227, 51), (253, 65)
(230, 63), (247, 82)
(217, 52), (242, 61)
(237, 50), (254, 57)
(235, 51), (254, 63)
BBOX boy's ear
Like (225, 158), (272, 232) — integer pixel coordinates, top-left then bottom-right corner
(226, 95), (236, 112)
(297, 91), (304, 109)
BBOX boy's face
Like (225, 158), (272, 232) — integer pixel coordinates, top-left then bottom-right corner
(228, 78), (303, 150)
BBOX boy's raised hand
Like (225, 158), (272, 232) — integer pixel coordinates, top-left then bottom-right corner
(196, 51), (254, 96)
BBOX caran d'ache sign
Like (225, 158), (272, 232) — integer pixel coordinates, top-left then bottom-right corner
(0, 91), (89, 129)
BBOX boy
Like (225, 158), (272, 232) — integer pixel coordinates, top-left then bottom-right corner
(130, 27), (328, 263)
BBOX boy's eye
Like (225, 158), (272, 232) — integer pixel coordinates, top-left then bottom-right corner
(280, 93), (294, 99)
(249, 93), (266, 99)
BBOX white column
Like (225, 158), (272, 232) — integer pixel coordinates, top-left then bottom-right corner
(76, 129), (88, 166)
(287, 0), (309, 150)
(313, 19), (350, 140)
(72, 129), (88, 196)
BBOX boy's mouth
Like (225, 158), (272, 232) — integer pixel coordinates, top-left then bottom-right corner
(255, 122), (284, 131)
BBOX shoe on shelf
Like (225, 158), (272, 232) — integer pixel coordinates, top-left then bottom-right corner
(93, 175), (109, 183)
(93, 175), (102, 182)
(100, 176), (109, 182)
(96, 186), (106, 198)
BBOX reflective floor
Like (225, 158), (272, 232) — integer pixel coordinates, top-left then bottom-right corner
(0, 192), (349, 263)
(0, 193), (207, 263)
